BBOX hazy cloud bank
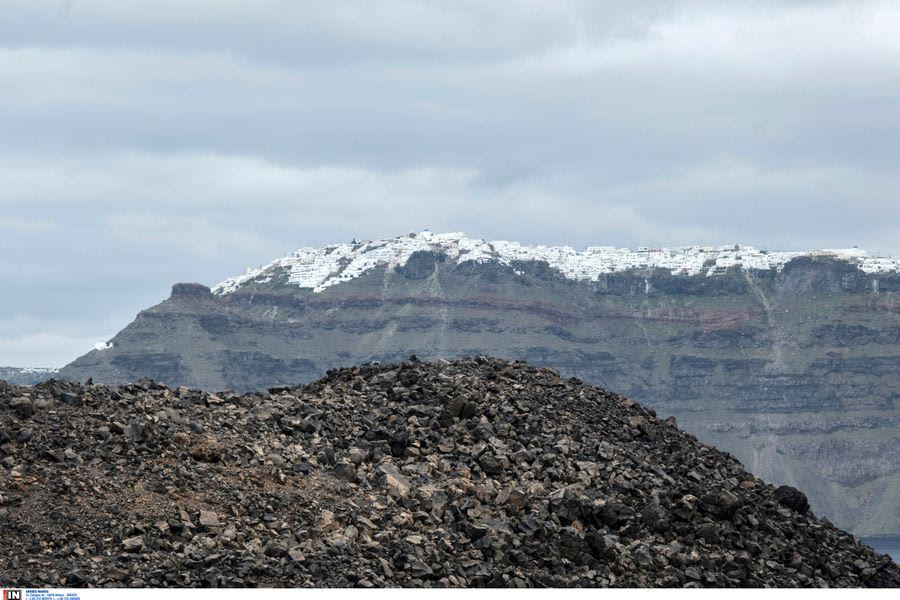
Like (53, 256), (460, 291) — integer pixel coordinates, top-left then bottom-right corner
(2, 1), (899, 364)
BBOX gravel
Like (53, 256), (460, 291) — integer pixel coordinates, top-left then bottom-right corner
(0, 356), (898, 588)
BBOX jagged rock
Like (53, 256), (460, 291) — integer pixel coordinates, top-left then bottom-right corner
(478, 453), (504, 476)
(10, 397), (33, 419)
(125, 419), (151, 443)
(389, 431), (408, 457)
(59, 391), (82, 406)
(348, 447), (367, 464)
(198, 510), (219, 529)
(122, 536), (144, 553)
(700, 489), (741, 519)
(378, 463), (411, 498)
(189, 436), (222, 463)
(774, 486), (810, 514)
(640, 497), (667, 532)
(0, 357), (897, 588)
(506, 488), (527, 513)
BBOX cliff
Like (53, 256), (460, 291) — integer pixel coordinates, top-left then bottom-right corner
(58, 255), (900, 536)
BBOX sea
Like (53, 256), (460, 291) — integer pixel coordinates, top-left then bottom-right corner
(861, 537), (900, 563)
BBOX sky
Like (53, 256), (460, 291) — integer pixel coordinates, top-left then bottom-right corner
(2, 0), (900, 366)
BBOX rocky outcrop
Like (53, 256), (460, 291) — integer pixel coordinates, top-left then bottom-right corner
(170, 282), (215, 298)
(2, 357), (897, 587)
(58, 257), (900, 536)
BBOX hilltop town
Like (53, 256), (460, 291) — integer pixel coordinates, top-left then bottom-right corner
(212, 231), (900, 295)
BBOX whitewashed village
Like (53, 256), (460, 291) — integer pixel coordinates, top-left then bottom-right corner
(213, 231), (900, 295)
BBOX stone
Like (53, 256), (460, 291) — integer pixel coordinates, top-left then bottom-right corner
(333, 461), (357, 481)
(389, 430), (409, 457)
(774, 486), (810, 514)
(448, 397), (466, 418)
(640, 497), (667, 532)
(478, 453), (504, 476)
(697, 522), (720, 543)
(65, 571), (86, 586)
(122, 536), (144, 553)
(288, 547), (305, 562)
(125, 419), (151, 444)
(700, 489), (741, 518)
(198, 510), (219, 529)
(10, 397), (33, 419)
(378, 463), (411, 498)
(348, 447), (367, 464)
(506, 489), (527, 512)
(59, 392), (82, 406)
(189, 436), (222, 463)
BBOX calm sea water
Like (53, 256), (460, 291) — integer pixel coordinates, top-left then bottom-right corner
(861, 537), (900, 563)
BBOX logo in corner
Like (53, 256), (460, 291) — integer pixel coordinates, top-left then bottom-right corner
(3, 591), (22, 600)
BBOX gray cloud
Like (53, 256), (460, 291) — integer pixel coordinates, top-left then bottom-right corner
(1, 0), (899, 365)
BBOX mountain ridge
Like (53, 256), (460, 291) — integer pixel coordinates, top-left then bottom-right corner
(0, 367), (60, 386)
(55, 235), (900, 537)
(210, 231), (900, 297)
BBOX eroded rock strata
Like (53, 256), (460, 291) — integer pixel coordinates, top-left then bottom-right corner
(59, 254), (900, 536)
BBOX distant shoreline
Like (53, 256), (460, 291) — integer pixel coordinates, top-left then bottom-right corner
(861, 537), (900, 563)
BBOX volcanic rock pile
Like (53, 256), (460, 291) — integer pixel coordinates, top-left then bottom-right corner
(1, 357), (897, 587)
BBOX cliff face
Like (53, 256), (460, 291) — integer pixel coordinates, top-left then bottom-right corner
(59, 258), (900, 536)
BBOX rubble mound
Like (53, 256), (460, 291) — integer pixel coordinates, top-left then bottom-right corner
(0, 358), (897, 588)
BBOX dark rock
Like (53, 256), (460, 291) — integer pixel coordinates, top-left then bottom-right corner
(66, 571), (86, 586)
(478, 453), (504, 476)
(170, 282), (213, 298)
(10, 397), (33, 419)
(333, 462), (357, 481)
(448, 397), (466, 418)
(125, 419), (151, 444)
(389, 430), (409, 457)
(640, 497), (667, 532)
(774, 486), (810, 514)
(585, 531), (618, 560)
(40, 449), (64, 463)
(0, 357), (896, 588)
(697, 522), (720, 544)
(700, 489), (741, 519)
(506, 489), (527, 512)
(59, 392), (82, 406)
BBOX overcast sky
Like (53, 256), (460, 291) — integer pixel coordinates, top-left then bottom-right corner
(2, 0), (899, 366)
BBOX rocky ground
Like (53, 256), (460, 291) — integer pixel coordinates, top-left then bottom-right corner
(1, 357), (898, 588)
